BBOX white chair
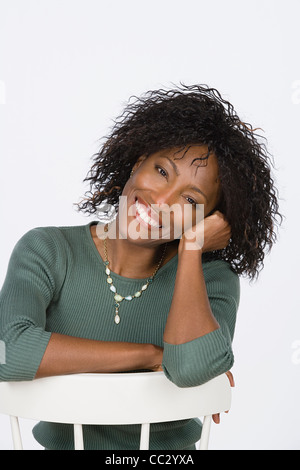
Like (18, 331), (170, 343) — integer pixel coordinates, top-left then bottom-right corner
(0, 371), (231, 450)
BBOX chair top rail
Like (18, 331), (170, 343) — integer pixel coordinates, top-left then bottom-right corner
(0, 372), (231, 425)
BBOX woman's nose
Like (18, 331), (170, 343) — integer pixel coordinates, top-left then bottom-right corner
(150, 190), (184, 238)
(151, 187), (177, 208)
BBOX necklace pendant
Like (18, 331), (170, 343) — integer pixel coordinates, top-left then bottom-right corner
(114, 305), (120, 324)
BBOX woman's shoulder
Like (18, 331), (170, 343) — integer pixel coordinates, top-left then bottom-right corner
(12, 223), (90, 264)
(202, 255), (240, 298)
(18, 222), (88, 243)
(202, 252), (238, 274)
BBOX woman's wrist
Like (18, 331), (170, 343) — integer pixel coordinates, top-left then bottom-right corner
(105, 342), (163, 372)
(128, 344), (163, 372)
(145, 344), (163, 371)
(178, 237), (203, 258)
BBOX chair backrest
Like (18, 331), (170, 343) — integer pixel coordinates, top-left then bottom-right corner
(0, 371), (231, 450)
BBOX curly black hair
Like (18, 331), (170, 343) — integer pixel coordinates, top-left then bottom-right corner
(77, 83), (281, 280)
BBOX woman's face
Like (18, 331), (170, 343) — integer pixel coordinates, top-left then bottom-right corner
(118, 145), (221, 245)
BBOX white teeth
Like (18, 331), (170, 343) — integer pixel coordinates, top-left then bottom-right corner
(135, 200), (160, 228)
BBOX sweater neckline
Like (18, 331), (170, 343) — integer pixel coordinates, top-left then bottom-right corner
(85, 221), (178, 283)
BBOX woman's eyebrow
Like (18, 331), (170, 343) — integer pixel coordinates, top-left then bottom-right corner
(159, 155), (208, 201)
(188, 185), (208, 202)
(160, 155), (180, 176)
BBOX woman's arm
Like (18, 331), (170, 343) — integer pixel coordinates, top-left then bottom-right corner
(0, 228), (162, 381)
(35, 334), (162, 378)
(163, 250), (219, 345)
(162, 212), (239, 387)
(163, 211), (231, 345)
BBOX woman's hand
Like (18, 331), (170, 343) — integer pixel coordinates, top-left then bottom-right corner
(179, 210), (231, 253)
(149, 345), (164, 371)
(212, 371), (235, 424)
(201, 211), (231, 253)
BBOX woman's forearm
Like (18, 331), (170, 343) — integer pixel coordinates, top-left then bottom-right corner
(163, 249), (219, 345)
(35, 333), (162, 378)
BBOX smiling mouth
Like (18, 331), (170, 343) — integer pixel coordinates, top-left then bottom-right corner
(134, 197), (162, 229)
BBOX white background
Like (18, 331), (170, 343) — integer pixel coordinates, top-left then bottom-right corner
(0, 0), (299, 450)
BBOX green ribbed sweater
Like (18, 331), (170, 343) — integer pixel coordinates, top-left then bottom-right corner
(0, 222), (240, 450)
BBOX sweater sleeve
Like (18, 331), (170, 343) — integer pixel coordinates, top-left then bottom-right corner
(0, 227), (65, 381)
(162, 260), (240, 388)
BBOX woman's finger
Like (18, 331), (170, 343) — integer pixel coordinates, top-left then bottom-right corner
(212, 413), (220, 424)
(225, 370), (235, 387)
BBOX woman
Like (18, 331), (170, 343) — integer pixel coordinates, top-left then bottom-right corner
(0, 84), (280, 450)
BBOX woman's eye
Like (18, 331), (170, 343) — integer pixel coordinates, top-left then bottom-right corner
(186, 197), (197, 206)
(155, 165), (167, 178)
(155, 165), (197, 206)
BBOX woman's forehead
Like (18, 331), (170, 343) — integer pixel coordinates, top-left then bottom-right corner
(154, 145), (213, 162)
(152, 145), (219, 178)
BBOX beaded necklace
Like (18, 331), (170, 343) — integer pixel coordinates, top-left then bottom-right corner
(103, 223), (168, 324)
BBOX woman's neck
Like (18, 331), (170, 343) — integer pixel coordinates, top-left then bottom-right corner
(90, 221), (179, 279)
